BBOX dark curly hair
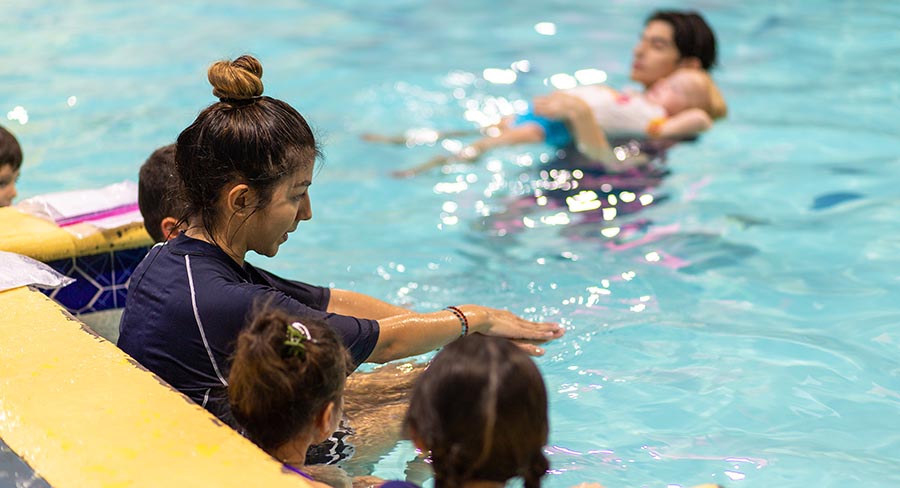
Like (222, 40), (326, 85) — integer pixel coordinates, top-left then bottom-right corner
(228, 309), (352, 452)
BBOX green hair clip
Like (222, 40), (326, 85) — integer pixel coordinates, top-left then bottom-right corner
(283, 321), (315, 359)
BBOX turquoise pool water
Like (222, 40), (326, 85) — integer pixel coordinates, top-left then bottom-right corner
(3, 1), (900, 486)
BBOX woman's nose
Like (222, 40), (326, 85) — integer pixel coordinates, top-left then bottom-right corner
(297, 199), (312, 221)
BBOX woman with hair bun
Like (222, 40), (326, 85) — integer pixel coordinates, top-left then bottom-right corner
(117, 55), (564, 463)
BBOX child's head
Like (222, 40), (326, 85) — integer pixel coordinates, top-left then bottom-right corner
(175, 54), (320, 256)
(404, 335), (549, 488)
(228, 309), (352, 456)
(138, 144), (186, 242)
(0, 125), (23, 207)
(646, 68), (712, 116)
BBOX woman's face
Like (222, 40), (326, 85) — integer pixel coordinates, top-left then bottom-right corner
(631, 20), (683, 88)
(244, 164), (314, 258)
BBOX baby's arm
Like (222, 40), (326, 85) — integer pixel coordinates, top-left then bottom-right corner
(648, 108), (713, 139)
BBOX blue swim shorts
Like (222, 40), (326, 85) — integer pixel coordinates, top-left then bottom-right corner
(513, 107), (573, 147)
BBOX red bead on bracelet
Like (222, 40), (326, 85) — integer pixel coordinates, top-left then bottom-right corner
(445, 306), (469, 337)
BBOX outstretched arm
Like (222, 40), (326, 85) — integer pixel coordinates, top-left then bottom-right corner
(328, 289), (414, 319)
(368, 305), (564, 363)
(392, 124), (545, 178)
(362, 128), (481, 145)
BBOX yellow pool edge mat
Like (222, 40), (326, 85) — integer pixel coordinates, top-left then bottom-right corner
(0, 286), (310, 488)
(0, 207), (153, 262)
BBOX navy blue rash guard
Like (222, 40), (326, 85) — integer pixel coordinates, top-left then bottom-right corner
(117, 233), (379, 425)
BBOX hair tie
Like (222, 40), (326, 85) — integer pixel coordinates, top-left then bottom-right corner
(218, 95), (262, 105)
(283, 321), (317, 358)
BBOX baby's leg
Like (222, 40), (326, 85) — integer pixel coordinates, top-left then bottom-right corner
(468, 122), (545, 154)
(361, 128), (481, 145)
(362, 115), (519, 146)
(392, 123), (545, 178)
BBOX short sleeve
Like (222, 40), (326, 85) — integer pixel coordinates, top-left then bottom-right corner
(250, 265), (329, 311)
(264, 290), (379, 368)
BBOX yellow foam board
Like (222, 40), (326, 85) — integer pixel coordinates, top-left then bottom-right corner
(0, 286), (309, 487)
(0, 207), (153, 262)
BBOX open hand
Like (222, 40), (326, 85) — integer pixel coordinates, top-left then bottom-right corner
(458, 305), (564, 356)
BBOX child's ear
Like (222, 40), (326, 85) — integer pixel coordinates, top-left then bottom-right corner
(316, 402), (338, 443)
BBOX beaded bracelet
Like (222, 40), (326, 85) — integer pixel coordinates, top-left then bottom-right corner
(445, 306), (469, 337)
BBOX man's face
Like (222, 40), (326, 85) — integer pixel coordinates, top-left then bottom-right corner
(631, 20), (682, 88)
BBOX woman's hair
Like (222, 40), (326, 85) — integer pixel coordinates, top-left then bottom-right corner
(175, 54), (320, 238)
(647, 10), (718, 71)
(228, 309), (352, 452)
(404, 335), (549, 488)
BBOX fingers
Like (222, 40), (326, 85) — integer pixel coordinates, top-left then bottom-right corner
(513, 341), (545, 357)
(516, 317), (564, 340)
(490, 313), (564, 341)
(536, 320), (565, 338)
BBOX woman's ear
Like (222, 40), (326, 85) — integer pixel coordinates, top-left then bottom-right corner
(160, 216), (181, 241)
(225, 183), (253, 214)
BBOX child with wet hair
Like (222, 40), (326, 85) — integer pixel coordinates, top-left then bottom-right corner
(137, 144), (185, 242)
(388, 334), (551, 488)
(0, 125), (23, 207)
(228, 309), (360, 487)
(388, 335), (723, 488)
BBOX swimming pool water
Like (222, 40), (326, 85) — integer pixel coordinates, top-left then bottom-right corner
(3, 1), (900, 486)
